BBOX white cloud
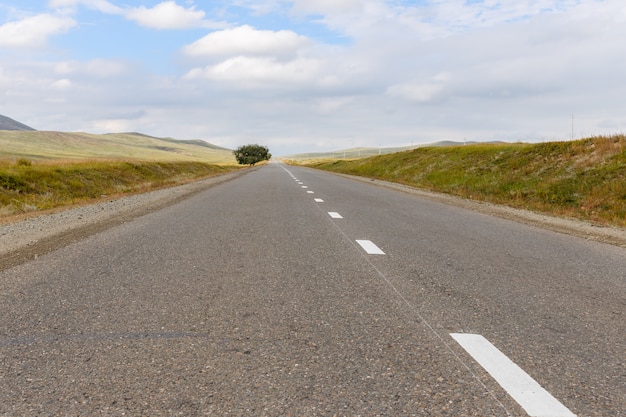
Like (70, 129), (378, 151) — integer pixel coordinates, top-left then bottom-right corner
(183, 25), (311, 58)
(291, 0), (363, 15)
(47, 0), (123, 14)
(51, 78), (73, 90)
(124, 1), (215, 29)
(182, 25), (325, 89)
(314, 96), (355, 114)
(387, 82), (444, 104)
(185, 56), (322, 86)
(51, 59), (129, 78)
(394, 1), (584, 37)
(90, 118), (137, 132)
(49, 0), (223, 29)
(0, 14), (76, 48)
(82, 59), (128, 78)
(386, 72), (450, 103)
(4, 0), (626, 155)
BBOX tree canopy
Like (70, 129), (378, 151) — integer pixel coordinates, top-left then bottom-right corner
(233, 144), (271, 166)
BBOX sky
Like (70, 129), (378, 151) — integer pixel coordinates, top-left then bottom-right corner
(1, 0), (625, 155)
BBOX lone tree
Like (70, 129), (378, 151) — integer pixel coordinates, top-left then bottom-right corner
(233, 144), (271, 166)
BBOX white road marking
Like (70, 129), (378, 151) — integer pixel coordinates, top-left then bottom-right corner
(328, 212), (343, 219)
(301, 186), (308, 188)
(356, 240), (385, 255)
(450, 333), (576, 417)
(314, 198), (324, 202)
(307, 191), (314, 194)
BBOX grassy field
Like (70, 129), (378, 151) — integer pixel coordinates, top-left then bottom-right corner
(307, 135), (626, 227)
(0, 131), (235, 164)
(0, 159), (240, 218)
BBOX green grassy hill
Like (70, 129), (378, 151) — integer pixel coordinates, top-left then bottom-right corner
(0, 131), (239, 219)
(0, 131), (235, 164)
(307, 135), (626, 227)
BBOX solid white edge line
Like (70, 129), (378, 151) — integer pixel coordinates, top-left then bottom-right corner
(450, 333), (576, 417)
(356, 240), (385, 255)
(328, 212), (343, 219)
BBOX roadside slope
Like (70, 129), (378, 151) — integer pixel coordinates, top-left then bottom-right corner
(308, 135), (626, 228)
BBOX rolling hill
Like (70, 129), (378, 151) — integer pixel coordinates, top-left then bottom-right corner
(0, 130), (235, 164)
(281, 141), (506, 162)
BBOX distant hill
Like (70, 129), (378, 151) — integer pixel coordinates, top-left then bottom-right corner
(0, 114), (36, 131)
(282, 141), (507, 161)
(0, 131), (235, 164)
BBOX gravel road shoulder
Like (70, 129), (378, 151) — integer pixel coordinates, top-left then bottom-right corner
(2, 166), (625, 272)
(0, 169), (251, 271)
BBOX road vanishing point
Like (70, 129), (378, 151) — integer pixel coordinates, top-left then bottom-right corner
(1, 162), (624, 416)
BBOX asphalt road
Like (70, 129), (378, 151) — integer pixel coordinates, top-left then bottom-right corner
(0, 162), (624, 416)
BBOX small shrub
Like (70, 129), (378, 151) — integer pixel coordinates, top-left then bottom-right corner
(0, 173), (31, 192)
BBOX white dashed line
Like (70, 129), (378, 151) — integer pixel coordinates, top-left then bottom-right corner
(301, 186), (308, 188)
(450, 333), (576, 417)
(314, 198), (324, 203)
(307, 191), (314, 194)
(328, 212), (343, 219)
(356, 240), (385, 255)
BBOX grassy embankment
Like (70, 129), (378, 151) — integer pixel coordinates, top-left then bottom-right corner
(308, 135), (626, 227)
(0, 160), (238, 219)
(0, 131), (240, 219)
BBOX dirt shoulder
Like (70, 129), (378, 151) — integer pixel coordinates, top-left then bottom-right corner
(335, 172), (626, 248)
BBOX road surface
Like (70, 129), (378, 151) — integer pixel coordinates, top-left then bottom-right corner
(0, 162), (624, 416)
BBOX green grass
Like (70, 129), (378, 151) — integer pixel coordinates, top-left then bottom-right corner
(0, 160), (240, 218)
(307, 135), (626, 227)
